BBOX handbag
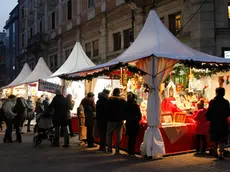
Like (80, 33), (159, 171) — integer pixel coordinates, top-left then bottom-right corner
(26, 111), (35, 120)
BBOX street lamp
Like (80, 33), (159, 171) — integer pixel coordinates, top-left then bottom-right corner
(125, 0), (137, 43)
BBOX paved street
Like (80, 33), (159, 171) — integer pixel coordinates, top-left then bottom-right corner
(0, 132), (230, 172)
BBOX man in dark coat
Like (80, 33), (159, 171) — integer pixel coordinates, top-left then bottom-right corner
(206, 87), (230, 160)
(81, 92), (96, 148)
(125, 92), (142, 155)
(50, 89), (69, 148)
(96, 89), (110, 151)
(107, 88), (126, 154)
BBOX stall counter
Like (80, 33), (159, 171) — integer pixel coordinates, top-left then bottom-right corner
(72, 117), (198, 154)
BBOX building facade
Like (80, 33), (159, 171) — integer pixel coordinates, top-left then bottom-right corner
(4, 5), (20, 84)
(0, 32), (6, 87)
(16, 0), (230, 77)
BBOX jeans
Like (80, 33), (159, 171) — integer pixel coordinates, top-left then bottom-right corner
(27, 120), (31, 131)
(55, 125), (69, 146)
(86, 118), (95, 146)
(99, 121), (107, 149)
(4, 119), (13, 141)
(107, 121), (123, 151)
(196, 134), (207, 153)
(128, 134), (138, 155)
(14, 123), (22, 142)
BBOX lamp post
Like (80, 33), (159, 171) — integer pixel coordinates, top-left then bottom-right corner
(125, 0), (137, 43)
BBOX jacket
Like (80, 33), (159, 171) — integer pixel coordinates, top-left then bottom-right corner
(125, 100), (142, 135)
(107, 96), (126, 122)
(3, 101), (16, 119)
(67, 99), (74, 119)
(192, 109), (209, 135)
(96, 92), (109, 125)
(50, 95), (69, 126)
(81, 98), (96, 120)
(206, 96), (230, 141)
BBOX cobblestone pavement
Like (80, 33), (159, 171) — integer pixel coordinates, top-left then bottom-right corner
(0, 132), (230, 172)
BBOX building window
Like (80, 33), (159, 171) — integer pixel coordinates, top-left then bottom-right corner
(93, 40), (99, 57)
(123, 29), (131, 49)
(85, 43), (91, 57)
(228, 3), (230, 28)
(50, 56), (53, 68)
(113, 32), (121, 51)
(30, 27), (33, 38)
(67, 0), (72, 20)
(65, 50), (70, 60)
(21, 7), (25, 19)
(160, 17), (164, 24)
(54, 55), (58, 68)
(52, 11), (55, 30)
(40, 20), (43, 33)
(21, 33), (24, 47)
(88, 0), (95, 8)
(169, 12), (181, 35)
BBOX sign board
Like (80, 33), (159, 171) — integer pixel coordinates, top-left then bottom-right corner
(38, 79), (62, 94)
(224, 51), (230, 59)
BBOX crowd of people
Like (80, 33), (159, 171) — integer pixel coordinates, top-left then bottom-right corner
(1, 86), (230, 159)
(192, 87), (230, 160)
(0, 87), (142, 155)
(79, 88), (141, 155)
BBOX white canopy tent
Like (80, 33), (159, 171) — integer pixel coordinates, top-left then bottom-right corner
(21, 57), (52, 84)
(64, 10), (230, 158)
(2, 63), (31, 89)
(52, 42), (95, 77)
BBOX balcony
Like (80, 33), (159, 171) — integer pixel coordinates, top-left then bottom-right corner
(27, 33), (48, 53)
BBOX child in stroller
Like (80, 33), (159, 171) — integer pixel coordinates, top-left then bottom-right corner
(33, 112), (55, 146)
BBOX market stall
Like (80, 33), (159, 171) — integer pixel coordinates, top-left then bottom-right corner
(1, 63), (32, 98)
(61, 10), (230, 157)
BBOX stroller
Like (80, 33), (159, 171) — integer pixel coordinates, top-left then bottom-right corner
(33, 113), (55, 146)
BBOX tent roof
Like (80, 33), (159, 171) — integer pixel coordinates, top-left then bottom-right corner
(52, 42), (95, 77)
(70, 10), (230, 75)
(3, 63), (31, 88)
(21, 57), (52, 84)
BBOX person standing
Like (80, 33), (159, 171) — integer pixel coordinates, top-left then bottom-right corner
(96, 89), (110, 151)
(26, 96), (34, 132)
(206, 87), (230, 160)
(13, 97), (26, 143)
(81, 92), (96, 148)
(43, 97), (50, 113)
(50, 89), (69, 148)
(192, 100), (208, 156)
(107, 88), (126, 154)
(66, 94), (75, 137)
(125, 92), (142, 156)
(3, 95), (17, 143)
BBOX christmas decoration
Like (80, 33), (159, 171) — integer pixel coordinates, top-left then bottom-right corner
(226, 76), (230, 85)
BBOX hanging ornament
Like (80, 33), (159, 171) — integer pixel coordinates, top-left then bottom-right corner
(226, 76), (230, 85)
(218, 76), (224, 87)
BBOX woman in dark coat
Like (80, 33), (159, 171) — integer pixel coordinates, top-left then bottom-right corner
(125, 92), (142, 155)
(206, 87), (230, 160)
(13, 98), (25, 143)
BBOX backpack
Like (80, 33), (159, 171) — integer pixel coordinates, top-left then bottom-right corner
(0, 101), (8, 122)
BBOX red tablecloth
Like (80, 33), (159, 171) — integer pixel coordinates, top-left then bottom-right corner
(72, 117), (198, 154)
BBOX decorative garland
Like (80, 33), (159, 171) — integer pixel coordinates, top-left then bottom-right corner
(180, 60), (230, 77)
(59, 62), (147, 81)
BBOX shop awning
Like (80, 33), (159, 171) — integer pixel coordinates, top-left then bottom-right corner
(20, 57), (52, 84)
(66, 10), (230, 77)
(52, 42), (95, 77)
(1, 63), (32, 89)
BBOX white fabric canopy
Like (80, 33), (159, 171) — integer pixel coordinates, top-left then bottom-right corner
(69, 10), (230, 76)
(52, 42), (95, 77)
(2, 63), (32, 88)
(21, 57), (52, 84)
